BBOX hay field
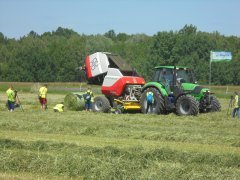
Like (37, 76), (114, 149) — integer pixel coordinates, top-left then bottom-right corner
(0, 84), (240, 179)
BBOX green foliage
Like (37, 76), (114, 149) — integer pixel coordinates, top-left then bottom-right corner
(0, 25), (240, 84)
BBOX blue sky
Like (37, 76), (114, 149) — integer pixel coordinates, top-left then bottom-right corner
(0, 0), (239, 39)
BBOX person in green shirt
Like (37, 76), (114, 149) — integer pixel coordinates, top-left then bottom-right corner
(6, 85), (15, 112)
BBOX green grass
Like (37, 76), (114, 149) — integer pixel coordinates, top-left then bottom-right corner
(0, 82), (101, 94)
(0, 86), (240, 179)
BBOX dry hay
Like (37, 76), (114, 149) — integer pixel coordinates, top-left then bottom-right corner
(64, 93), (85, 111)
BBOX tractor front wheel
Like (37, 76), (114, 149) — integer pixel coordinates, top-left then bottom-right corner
(209, 96), (221, 112)
(176, 95), (199, 116)
(93, 96), (111, 113)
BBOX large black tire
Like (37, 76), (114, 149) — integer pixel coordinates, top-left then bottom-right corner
(209, 96), (221, 112)
(140, 88), (165, 114)
(176, 95), (199, 116)
(93, 96), (111, 113)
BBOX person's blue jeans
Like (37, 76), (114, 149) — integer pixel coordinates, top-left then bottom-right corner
(85, 101), (92, 110)
(7, 100), (15, 111)
(232, 107), (240, 119)
(146, 102), (153, 113)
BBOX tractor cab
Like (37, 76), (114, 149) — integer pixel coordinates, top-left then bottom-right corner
(152, 66), (196, 94)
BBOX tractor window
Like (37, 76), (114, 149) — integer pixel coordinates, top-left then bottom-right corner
(158, 68), (173, 84)
(152, 68), (173, 86)
(176, 69), (194, 83)
(152, 70), (160, 82)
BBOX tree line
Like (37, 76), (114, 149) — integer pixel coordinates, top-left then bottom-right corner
(0, 25), (240, 85)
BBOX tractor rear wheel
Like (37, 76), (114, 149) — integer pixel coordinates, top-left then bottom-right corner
(209, 96), (221, 112)
(93, 96), (111, 113)
(140, 88), (165, 114)
(176, 95), (199, 116)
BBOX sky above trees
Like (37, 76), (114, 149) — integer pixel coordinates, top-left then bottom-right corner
(0, 0), (239, 39)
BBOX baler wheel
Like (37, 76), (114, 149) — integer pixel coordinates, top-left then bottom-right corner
(93, 96), (111, 113)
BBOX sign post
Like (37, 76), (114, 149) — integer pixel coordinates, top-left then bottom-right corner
(209, 51), (212, 89)
(209, 51), (232, 89)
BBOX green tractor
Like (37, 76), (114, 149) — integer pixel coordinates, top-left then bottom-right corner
(140, 66), (221, 115)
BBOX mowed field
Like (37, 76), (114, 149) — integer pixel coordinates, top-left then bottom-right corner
(0, 83), (240, 179)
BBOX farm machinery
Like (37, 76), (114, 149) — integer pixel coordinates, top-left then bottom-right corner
(84, 52), (145, 113)
(83, 52), (221, 115)
(140, 66), (221, 115)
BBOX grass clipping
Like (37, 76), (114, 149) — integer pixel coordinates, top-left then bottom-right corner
(64, 93), (85, 111)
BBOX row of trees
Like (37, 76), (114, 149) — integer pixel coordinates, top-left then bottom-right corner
(0, 25), (240, 84)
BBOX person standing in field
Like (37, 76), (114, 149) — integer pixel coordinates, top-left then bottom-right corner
(6, 85), (16, 112)
(39, 84), (48, 110)
(232, 92), (240, 119)
(84, 87), (94, 111)
(146, 88), (154, 113)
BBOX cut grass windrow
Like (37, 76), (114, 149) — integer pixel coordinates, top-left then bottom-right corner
(1, 139), (240, 179)
(0, 130), (240, 155)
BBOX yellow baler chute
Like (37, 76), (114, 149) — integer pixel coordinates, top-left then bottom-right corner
(114, 99), (141, 114)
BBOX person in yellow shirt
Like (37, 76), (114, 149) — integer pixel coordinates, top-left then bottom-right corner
(53, 103), (64, 112)
(232, 92), (240, 119)
(39, 84), (48, 110)
(6, 85), (15, 112)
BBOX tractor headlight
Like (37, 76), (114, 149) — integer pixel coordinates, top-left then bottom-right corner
(205, 90), (210, 95)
